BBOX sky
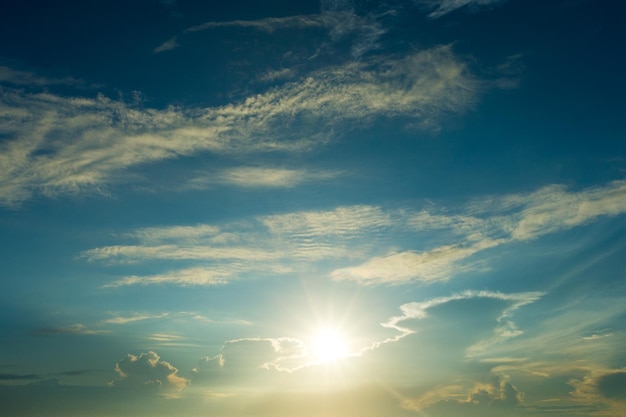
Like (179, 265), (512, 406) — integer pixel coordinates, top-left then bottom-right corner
(1, 0), (626, 416)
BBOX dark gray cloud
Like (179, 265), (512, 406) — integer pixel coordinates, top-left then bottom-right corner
(596, 371), (626, 400)
(0, 373), (39, 380)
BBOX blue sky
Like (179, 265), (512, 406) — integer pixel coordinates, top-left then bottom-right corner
(1, 0), (626, 416)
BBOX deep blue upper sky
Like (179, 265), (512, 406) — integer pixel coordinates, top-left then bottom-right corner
(1, 1), (626, 416)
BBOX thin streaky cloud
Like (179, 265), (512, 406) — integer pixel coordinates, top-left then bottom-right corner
(187, 167), (342, 189)
(84, 180), (626, 287)
(82, 245), (280, 263)
(103, 267), (233, 288)
(38, 323), (109, 335)
(260, 205), (393, 237)
(0, 66), (83, 87)
(333, 180), (626, 285)
(100, 313), (171, 325)
(153, 37), (179, 53)
(416, 0), (507, 19)
(185, 14), (335, 34)
(156, 10), (385, 58)
(128, 224), (222, 244)
(0, 45), (476, 207)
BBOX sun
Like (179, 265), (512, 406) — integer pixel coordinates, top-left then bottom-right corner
(310, 326), (350, 363)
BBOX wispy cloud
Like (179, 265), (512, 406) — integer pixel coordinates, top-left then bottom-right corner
(104, 267), (234, 288)
(376, 290), (543, 348)
(402, 375), (524, 412)
(100, 312), (171, 325)
(82, 180), (626, 287)
(38, 323), (109, 335)
(186, 167), (341, 189)
(416, 0), (507, 19)
(155, 3), (387, 59)
(0, 45), (476, 207)
(331, 180), (626, 285)
(0, 66), (83, 87)
(0, 373), (40, 381)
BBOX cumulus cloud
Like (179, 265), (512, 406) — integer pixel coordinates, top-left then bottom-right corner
(111, 351), (188, 392)
(0, 45), (476, 207)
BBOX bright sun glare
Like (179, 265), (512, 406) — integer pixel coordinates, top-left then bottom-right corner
(310, 326), (349, 363)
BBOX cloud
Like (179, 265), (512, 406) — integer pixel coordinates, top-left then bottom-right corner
(104, 267), (233, 288)
(111, 351), (188, 393)
(569, 368), (626, 416)
(100, 312), (171, 325)
(330, 242), (496, 284)
(38, 323), (109, 335)
(0, 66), (83, 87)
(571, 368), (626, 401)
(155, 2), (387, 59)
(82, 245), (279, 263)
(187, 167), (341, 189)
(0, 45), (476, 207)
(402, 375), (524, 412)
(331, 180), (626, 285)
(379, 290), (542, 343)
(82, 180), (626, 287)
(153, 37), (179, 53)
(193, 337), (311, 380)
(260, 205), (392, 237)
(416, 0), (507, 19)
(0, 373), (39, 381)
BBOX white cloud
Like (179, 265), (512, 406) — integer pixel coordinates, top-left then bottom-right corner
(0, 66), (83, 87)
(331, 242), (496, 285)
(128, 224), (222, 244)
(0, 45), (476, 207)
(383, 290), (542, 334)
(82, 180), (626, 287)
(402, 375), (524, 412)
(100, 312), (171, 325)
(153, 37), (179, 53)
(112, 351), (188, 392)
(39, 323), (109, 335)
(416, 0), (507, 19)
(260, 205), (392, 237)
(104, 267), (233, 288)
(187, 167), (341, 189)
(332, 181), (626, 285)
(82, 245), (279, 263)
(156, 5), (386, 59)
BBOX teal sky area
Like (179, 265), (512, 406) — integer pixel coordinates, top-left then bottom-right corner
(1, 0), (626, 416)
